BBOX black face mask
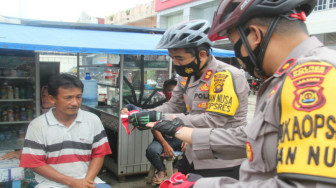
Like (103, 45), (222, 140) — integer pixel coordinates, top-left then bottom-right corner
(174, 59), (198, 77)
(233, 36), (261, 77)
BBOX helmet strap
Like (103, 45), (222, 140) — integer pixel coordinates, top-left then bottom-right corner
(237, 26), (263, 76)
(194, 48), (211, 77)
(256, 16), (281, 73)
(237, 15), (281, 78)
(182, 48), (211, 93)
(194, 48), (201, 75)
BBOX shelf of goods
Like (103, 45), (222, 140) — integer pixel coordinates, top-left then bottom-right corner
(0, 52), (38, 187)
(78, 54), (171, 180)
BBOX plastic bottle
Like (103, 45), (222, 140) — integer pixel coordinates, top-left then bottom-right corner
(2, 109), (8, 122)
(81, 73), (98, 106)
(14, 86), (19, 99)
(14, 105), (20, 121)
(7, 86), (14, 99)
(19, 86), (26, 99)
(1, 81), (8, 99)
(1, 85), (7, 99)
(27, 105), (33, 120)
(8, 106), (14, 122)
(26, 85), (33, 99)
(20, 106), (27, 121)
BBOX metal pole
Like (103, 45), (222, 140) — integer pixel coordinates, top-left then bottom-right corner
(118, 54), (124, 176)
(35, 52), (41, 116)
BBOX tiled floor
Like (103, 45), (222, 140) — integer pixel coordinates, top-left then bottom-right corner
(99, 94), (258, 187)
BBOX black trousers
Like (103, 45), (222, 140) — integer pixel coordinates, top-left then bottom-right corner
(177, 155), (240, 180)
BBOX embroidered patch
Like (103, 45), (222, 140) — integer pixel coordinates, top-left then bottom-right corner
(194, 93), (209, 100)
(246, 142), (253, 162)
(269, 84), (278, 98)
(278, 61), (336, 184)
(206, 70), (239, 116)
(186, 104), (191, 111)
(276, 58), (296, 75)
(199, 83), (210, 91)
(202, 70), (214, 81)
(213, 74), (228, 93)
(185, 68), (194, 74)
(197, 102), (208, 109)
(180, 77), (189, 87)
(287, 63), (332, 112)
(288, 64), (332, 79)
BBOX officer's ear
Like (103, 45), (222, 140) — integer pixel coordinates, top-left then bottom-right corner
(198, 50), (208, 63)
(248, 25), (265, 49)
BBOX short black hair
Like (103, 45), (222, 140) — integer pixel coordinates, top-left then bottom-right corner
(48, 73), (83, 97)
(170, 43), (211, 58)
(184, 43), (211, 57)
(163, 78), (177, 91)
(243, 16), (308, 36)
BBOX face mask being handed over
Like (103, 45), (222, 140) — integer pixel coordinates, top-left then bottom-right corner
(173, 58), (198, 77)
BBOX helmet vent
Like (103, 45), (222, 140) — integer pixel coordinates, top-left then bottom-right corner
(177, 25), (187, 31)
(204, 28), (209, 34)
(180, 33), (190, 40)
(190, 36), (202, 43)
(190, 24), (203, 31)
(170, 34), (176, 41)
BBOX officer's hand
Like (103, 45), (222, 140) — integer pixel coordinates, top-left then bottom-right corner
(150, 118), (184, 137)
(128, 111), (162, 130)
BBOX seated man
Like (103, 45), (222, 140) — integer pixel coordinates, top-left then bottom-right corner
(145, 79), (182, 184)
(20, 74), (112, 188)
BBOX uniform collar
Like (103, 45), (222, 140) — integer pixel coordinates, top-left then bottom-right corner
(191, 55), (218, 82)
(45, 108), (83, 126)
(273, 36), (324, 78)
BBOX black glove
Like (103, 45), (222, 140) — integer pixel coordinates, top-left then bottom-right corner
(153, 118), (184, 137)
(128, 111), (162, 130)
(125, 104), (143, 111)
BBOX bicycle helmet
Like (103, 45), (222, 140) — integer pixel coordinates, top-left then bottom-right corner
(208, 0), (317, 41)
(156, 19), (214, 49)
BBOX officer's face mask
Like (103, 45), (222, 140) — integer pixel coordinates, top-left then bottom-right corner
(233, 30), (261, 78)
(173, 58), (198, 77)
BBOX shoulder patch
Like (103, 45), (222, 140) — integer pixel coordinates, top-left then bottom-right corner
(206, 70), (239, 116)
(269, 84), (278, 98)
(288, 62), (332, 112)
(246, 142), (253, 162)
(277, 61), (336, 184)
(276, 58), (296, 76)
(197, 102), (208, 109)
(180, 77), (189, 87)
(202, 69), (214, 81)
(199, 83), (210, 91)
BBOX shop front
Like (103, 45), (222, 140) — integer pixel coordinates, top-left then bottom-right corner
(0, 20), (235, 185)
